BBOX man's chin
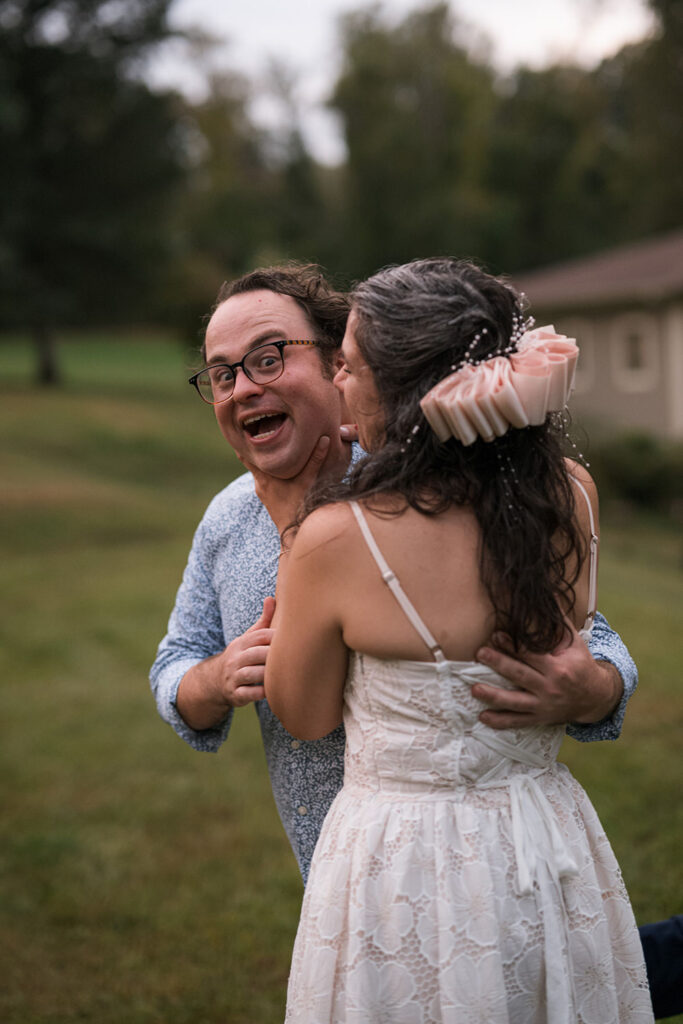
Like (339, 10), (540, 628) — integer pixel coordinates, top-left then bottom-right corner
(247, 451), (307, 481)
(260, 464), (308, 482)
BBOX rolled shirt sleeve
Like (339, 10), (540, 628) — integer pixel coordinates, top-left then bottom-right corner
(567, 611), (638, 742)
(150, 473), (278, 752)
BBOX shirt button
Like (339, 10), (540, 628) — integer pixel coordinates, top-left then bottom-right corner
(297, 805), (308, 816)
(290, 739), (300, 750)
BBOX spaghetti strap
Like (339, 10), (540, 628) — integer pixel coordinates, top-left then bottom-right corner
(570, 475), (599, 629)
(349, 501), (447, 663)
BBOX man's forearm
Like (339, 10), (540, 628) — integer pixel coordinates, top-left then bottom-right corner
(176, 657), (232, 732)
(568, 610), (638, 742)
(571, 659), (623, 724)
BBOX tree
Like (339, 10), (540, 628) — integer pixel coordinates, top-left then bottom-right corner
(157, 69), (281, 347)
(487, 0), (683, 273)
(162, 60), (346, 346)
(329, 4), (499, 277)
(261, 61), (335, 269)
(327, 0), (682, 278)
(0, 0), (187, 383)
(485, 64), (634, 271)
(603, 0), (683, 236)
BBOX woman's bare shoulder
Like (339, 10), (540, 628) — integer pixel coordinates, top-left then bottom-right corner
(288, 502), (357, 561)
(565, 457), (595, 486)
(564, 458), (599, 511)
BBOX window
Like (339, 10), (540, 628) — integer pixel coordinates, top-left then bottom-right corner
(625, 332), (644, 370)
(610, 313), (659, 393)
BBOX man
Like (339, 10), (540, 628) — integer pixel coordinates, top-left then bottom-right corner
(150, 263), (636, 884)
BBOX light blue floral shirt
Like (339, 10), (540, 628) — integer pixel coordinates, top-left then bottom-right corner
(150, 462), (638, 883)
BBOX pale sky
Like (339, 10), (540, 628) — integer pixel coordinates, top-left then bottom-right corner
(149, 0), (655, 163)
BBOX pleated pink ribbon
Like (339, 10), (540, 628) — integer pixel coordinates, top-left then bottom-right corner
(420, 326), (579, 446)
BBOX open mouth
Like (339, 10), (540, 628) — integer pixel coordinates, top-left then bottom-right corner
(243, 412), (287, 440)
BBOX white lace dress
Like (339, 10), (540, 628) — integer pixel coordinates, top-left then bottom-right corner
(284, 502), (653, 1024)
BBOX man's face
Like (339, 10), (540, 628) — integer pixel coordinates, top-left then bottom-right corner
(204, 290), (343, 479)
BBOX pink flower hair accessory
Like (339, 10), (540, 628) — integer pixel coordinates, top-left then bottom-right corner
(420, 326), (579, 446)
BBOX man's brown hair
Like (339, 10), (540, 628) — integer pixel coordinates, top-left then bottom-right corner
(211, 263), (350, 377)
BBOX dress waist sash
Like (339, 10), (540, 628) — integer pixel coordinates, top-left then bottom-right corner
(470, 724), (580, 1021)
(470, 721), (578, 895)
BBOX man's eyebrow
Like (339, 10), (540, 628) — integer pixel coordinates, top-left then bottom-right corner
(205, 331), (285, 365)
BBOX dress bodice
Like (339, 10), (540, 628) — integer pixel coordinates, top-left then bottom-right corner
(342, 653), (566, 795)
(343, 484), (598, 799)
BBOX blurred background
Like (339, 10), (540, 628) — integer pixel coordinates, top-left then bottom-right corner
(1, 1), (681, 1021)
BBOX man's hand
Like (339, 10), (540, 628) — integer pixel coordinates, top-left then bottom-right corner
(176, 598), (276, 730)
(473, 621), (623, 730)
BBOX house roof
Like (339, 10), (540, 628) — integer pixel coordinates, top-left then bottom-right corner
(512, 229), (683, 312)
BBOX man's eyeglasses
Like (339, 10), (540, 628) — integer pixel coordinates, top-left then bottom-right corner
(189, 339), (318, 405)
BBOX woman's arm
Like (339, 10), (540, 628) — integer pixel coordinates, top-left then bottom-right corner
(265, 506), (351, 740)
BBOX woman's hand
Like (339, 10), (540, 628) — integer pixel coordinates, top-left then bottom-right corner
(340, 422), (358, 443)
(241, 422), (355, 539)
(240, 435), (332, 539)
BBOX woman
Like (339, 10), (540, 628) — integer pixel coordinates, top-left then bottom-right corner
(264, 259), (652, 1022)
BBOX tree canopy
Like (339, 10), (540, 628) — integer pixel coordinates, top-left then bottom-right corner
(0, 0), (186, 379)
(1, 0), (681, 382)
(329, 4), (498, 277)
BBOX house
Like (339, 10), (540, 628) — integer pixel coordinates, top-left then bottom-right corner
(512, 230), (683, 440)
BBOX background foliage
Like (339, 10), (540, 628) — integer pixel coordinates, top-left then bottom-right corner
(0, 0), (186, 381)
(1, 0), (682, 378)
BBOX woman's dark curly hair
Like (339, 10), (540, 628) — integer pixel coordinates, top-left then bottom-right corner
(302, 257), (585, 653)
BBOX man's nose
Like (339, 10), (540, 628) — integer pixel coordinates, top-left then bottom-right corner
(231, 367), (267, 401)
(333, 366), (345, 392)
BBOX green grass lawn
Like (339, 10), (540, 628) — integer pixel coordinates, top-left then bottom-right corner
(1, 334), (681, 1023)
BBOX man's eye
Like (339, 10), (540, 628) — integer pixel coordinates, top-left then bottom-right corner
(252, 351), (280, 371)
(211, 367), (233, 385)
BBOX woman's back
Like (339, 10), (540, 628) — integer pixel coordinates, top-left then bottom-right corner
(313, 463), (595, 667)
(328, 497), (495, 663)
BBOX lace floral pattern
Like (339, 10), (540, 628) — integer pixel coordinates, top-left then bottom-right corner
(285, 654), (652, 1023)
